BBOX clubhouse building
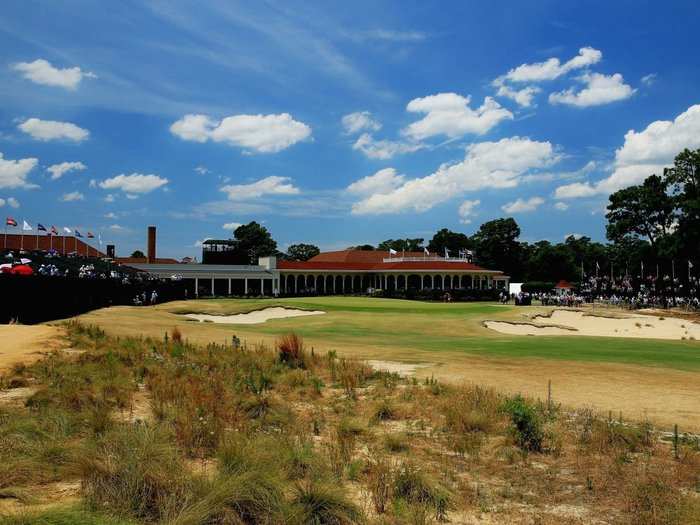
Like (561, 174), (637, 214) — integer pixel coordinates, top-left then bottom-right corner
(131, 248), (509, 297)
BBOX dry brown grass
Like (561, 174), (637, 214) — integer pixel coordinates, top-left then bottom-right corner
(1, 322), (699, 524)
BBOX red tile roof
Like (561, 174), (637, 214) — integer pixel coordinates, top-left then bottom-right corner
(278, 250), (499, 273)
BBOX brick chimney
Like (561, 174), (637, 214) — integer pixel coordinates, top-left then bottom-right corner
(147, 226), (156, 263)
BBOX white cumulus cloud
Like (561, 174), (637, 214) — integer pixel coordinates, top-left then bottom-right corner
(222, 222), (242, 231)
(60, 191), (84, 202)
(351, 137), (559, 215)
(495, 84), (541, 108)
(352, 133), (423, 159)
(346, 168), (406, 196)
(549, 72), (635, 107)
(402, 93), (513, 140)
(501, 196), (544, 214)
(500, 47), (602, 84)
(554, 201), (569, 211)
(220, 176), (300, 201)
(170, 113), (311, 153)
(18, 118), (89, 142)
(555, 104), (700, 198)
(0, 153), (38, 189)
(458, 199), (480, 224)
(47, 161), (87, 180)
(99, 173), (169, 194)
(12, 58), (96, 90)
(342, 111), (382, 134)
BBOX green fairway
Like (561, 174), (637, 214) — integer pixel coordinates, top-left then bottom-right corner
(162, 296), (700, 371)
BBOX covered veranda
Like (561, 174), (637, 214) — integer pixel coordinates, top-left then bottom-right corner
(279, 271), (508, 295)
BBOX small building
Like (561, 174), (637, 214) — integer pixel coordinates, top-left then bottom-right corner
(554, 280), (574, 296)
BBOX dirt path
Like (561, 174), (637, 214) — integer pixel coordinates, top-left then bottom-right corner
(0, 325), (63, 372)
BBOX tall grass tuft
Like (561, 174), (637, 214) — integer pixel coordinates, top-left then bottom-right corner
(278, 333), (307, 369)
(289, 482), (364, 524)
(80, 424), (191, 521)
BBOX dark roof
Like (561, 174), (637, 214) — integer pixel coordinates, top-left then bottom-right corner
(202, 239), (236, 246)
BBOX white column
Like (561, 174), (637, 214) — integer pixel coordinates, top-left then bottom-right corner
(260, 278), (264, 296)
(333, 275), (336, 294)
(244, 278), (248, 295)
(211, 277), (215, 297)
(404, 274), (408, 290)
(228, 278), (232, 295)
(195, 277), (199, 297)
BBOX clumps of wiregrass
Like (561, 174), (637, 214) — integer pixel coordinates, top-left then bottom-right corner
(392, 463), (453, 521)
(372, 398), (398, 422)
(4, 321), (700, 525)
(289, 482), (364, 525)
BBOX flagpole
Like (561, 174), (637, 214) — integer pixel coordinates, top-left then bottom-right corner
(62, 232), (66, 255)
(20, 218), (24, 251)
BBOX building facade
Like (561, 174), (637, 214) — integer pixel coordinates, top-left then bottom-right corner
(130, 250), (508, 297)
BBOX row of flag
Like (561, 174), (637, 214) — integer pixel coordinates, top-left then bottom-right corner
(387, 247), (474, 258)
(5, 217), (101, 244)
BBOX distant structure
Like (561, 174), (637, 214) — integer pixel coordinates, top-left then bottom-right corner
(129, 237), (509, 297)
(147, 226), (156, 263)
(114, 226), (178, 265)
(2, 233), (103, 257)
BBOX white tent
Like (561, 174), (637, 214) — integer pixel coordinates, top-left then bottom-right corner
(509, 282), (523, 295)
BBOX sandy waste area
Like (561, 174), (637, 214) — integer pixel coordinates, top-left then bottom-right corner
(366, 360), (433, 376)
(485, 309), (700, 340)
(0, 324), (63, 371)
(184, 306), (325, 324)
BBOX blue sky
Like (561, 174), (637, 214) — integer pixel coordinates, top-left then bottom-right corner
(1, 1), (699, 258)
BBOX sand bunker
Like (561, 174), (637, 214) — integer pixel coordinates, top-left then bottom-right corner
(366, 360), (433, 376)
(184, 307), (325, 325)
(0, 324), (63, 371)
(485, 309), (700, 340)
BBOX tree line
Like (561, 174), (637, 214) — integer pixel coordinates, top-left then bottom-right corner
(218, 148), (699, 283)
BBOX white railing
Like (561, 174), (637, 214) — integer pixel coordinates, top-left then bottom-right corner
(382, 256), (474, 263)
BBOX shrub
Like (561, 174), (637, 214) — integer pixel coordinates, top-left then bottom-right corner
(501, 395), (543, 452)
(278, 333), (307, 369)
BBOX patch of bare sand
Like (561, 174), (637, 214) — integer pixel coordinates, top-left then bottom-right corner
(0, 325), (63, 371)
(485, 309), (700, 340)
(417, 353), (700, 432)
(366, 360), (432, 376)
(184, 306), (325, 324)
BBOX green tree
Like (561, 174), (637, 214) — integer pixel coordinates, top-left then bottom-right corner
(525, 241), (576, 282)
(348, 244), (375, 251)
(231, 221), (277, 264)
(427, 228), (471, 256)
(130, 250), (145, 258)
(605, 174), (675, 250)
(664, 148), (700, 258)
(377, 238), (424, 252)
(471, 218), (523, 279)
(286, 243), (320, 261)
